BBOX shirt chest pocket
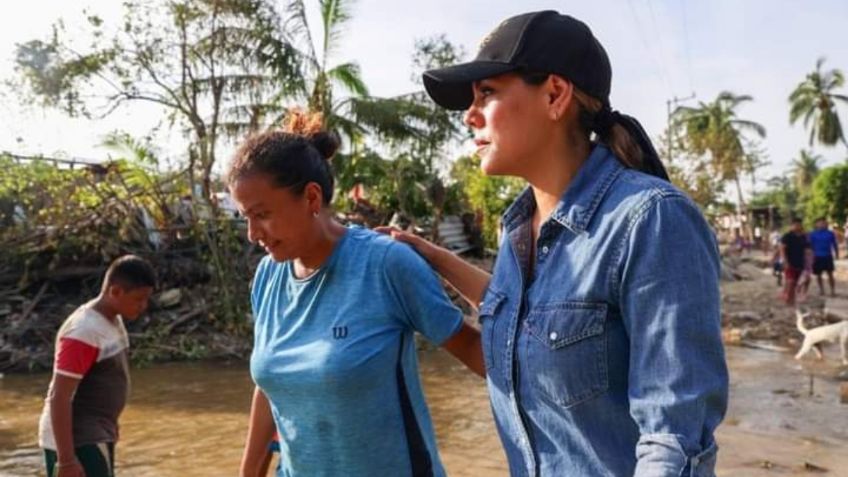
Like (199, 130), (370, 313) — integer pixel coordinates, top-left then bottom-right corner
(523, 301), (609, 409)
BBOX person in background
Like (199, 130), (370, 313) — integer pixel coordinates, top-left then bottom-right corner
(780, 218), (812, 306)
(809, 217), (839, 296)
(39, 255), (156, 477)
(772, 246), (784, 287)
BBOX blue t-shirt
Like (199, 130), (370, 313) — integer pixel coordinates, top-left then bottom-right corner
(250, 227), (463, 477)
(809, 229), (837, 257)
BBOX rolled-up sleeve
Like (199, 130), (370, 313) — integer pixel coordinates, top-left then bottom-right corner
(618, 193), (728, 477)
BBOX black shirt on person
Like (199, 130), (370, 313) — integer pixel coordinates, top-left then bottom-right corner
(780, 232), (810, 269)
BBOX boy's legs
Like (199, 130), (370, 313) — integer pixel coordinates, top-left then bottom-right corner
(773, 262), (783, 286)
(784, 266), (799, 305)
(813, 256), (826, 295)
(827, 270), (836, 296)
(44, 443), (115, 477)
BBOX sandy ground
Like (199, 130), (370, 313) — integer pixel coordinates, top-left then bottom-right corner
(714, 255), (848, 476)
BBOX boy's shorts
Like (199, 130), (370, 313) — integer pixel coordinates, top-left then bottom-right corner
(44, 442), (114, 477)
(812, 256), (835, 275)
(773, 261), (783, 273)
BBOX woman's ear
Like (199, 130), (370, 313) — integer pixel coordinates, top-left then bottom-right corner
(546, 75), (574, 121)
(303, 182), (324, 214)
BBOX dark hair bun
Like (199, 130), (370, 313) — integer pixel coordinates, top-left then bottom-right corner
(283, 109), (339, 160)
(309, 131), (340, 160)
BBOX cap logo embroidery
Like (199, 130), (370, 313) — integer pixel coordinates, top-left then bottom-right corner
(478, 18), (510, 53)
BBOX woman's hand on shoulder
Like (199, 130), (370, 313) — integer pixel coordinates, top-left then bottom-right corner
(374, 226), (440, 263)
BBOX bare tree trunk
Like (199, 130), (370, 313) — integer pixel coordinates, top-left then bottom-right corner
(734, 176), (753, 241)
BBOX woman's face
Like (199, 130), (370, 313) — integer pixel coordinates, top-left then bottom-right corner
(463, 73), (553, 177)
(230, 174), (318, 262)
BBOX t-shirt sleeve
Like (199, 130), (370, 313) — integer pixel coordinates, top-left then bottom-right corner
(382, 242), (464, 345)
(54, 336), (99, 379)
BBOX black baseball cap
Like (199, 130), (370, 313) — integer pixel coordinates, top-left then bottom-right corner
(423, 11), (612, 110)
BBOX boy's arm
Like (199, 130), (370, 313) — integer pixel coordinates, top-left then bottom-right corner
(833, 233), (839, 259)
(49, 374), (85, 475)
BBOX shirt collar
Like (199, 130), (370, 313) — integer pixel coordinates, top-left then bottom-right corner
(502, 144), (623, 234)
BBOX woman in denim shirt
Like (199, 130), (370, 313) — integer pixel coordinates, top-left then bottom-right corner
(383, 11), (728, 477)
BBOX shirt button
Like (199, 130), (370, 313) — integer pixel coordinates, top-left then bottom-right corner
(541, 245), (549, 254)
(549, 332), (558, 341)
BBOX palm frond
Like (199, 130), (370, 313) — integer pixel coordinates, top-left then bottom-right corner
(327, 62), (368, 97)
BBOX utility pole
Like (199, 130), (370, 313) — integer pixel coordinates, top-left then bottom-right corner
(665, 92), (696, 162)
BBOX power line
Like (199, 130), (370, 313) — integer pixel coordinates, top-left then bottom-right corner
(679, 0), (696, 94)
(627, 0), (675, 94)
(647, 0), (679, 92)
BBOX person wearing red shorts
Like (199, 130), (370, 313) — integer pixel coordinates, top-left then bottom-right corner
(780, 218), (812, 306)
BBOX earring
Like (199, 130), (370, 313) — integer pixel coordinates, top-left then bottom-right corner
(313, 211), (319, 218)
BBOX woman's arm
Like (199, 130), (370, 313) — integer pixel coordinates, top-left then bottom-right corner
(442, 322), (485, 377)
(620, 196), (728, 477)
(376, 227), (491, 309)
(240, 387), (276, 477)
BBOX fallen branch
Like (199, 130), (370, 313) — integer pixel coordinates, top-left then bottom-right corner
(163, 307), (207, 334)
(19, 281), (49, 322)
(739, 340), (791, 353)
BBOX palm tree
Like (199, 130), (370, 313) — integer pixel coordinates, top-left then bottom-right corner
(673, 91), (766, 228)
(742, 138), (770, 194)
(283, 0), (433, 146)
(790, 149), (822, 193)
(789, 57), (848, 148)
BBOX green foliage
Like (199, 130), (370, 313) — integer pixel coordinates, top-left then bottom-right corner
(672, 91), (766, 232)
(411, 34), (465, 84)
(450, 155), (524, 249)
(667, 163), (724, 210)
(0, 154), (173, 270)
(0, 150), (253, 337)
(789, 57), (848, 148)
(805, 163), (848, 226)
(790, 149), (822, 199)
(13, 0), (302, 199)
(749, 175), (801, 223)
(673, 92), (766, 187)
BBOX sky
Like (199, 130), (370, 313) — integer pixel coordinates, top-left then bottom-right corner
(1, 0), (847, 186)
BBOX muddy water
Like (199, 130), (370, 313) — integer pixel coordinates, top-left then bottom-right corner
(2, 347), (846, 476)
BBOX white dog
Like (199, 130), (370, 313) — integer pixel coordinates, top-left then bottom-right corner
(795, 309), (848, 365)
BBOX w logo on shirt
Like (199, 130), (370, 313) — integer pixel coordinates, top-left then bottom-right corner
(332, 326), (348, 339)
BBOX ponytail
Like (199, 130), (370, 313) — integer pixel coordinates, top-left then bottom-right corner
(519, 71), (669, 181)
(573, 89), (669, 181)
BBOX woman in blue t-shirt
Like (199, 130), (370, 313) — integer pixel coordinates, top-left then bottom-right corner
(227, 112), (483, 477)
(381, 11), (727, 477)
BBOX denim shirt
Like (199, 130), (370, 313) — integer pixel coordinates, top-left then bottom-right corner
(479, 145), (728, 477)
